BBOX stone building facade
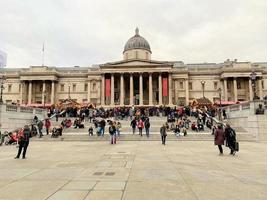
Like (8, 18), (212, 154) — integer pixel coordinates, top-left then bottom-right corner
(1, 28), (267, 107)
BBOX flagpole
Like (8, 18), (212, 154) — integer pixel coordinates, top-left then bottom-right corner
(42, 43), (44, 66)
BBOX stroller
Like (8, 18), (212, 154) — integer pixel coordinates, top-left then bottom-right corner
(51, 127), (62, 138)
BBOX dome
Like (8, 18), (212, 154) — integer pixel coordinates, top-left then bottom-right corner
(123, 28), (151, 53)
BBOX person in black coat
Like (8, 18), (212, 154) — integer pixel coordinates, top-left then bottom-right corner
(160, 124), (167, 145)
(15, 125), (30, 159)
(224, 124), (236, 155)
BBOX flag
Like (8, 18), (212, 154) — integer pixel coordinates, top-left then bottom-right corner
(42, 43), (44, 52)
(162, 78), (168, 97)
(105, 79), (111, 97)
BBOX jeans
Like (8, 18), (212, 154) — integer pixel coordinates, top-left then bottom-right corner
(100, 127), (105, 136)
(16, 141), (29, 158)
(218, 145), (223, 154)
(116, 130), (120, 137)
(161, 135), (166, 145)
(132, 127), (136, 134)
(145, 128), (149, 137)
(139, 128), (143, 136)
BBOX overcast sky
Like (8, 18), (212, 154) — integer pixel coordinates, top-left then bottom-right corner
(0, 0), (267, 68)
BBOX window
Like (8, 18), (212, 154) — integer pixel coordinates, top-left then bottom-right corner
(262, 80), (264, 89)
(72, 84), (76, 92)
(40, 85), (43, 92)
(179, 81), (184, 89)
(8, 84), (12, 92)
(189, 82), (193, 90)
(60, 84), (64, 92)
(92, 83), (96, 91)
(19, 84), (21, 92)
(214, 82), (218, 90)
(237, 81), (241, 89)
(84, 83), (88, 92)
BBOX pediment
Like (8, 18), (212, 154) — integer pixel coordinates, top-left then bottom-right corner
(100, 59), (173, 68)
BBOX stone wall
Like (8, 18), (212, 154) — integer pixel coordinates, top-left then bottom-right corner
(0, 104), (47, 132)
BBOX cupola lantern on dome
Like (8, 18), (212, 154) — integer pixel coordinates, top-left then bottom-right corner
(123, 28), (152, 60)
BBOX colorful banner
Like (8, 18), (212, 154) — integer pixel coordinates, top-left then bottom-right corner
(105, 79), (111, 97)
(162, 78), (168, 97)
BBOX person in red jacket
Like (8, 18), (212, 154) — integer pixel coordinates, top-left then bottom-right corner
(45, 119), (51, 135)
(137, 119), (144, 136)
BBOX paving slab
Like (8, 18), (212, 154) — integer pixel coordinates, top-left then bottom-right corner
(47, 190), (88, 200)
(62, 181), (96, 190)
(94, 181), (126, 190)
(85, 191), (123, 200)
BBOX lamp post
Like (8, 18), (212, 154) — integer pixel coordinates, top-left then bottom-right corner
(201, 81), (206, 98)
(0, 76), (6, 104)
(250, 71), (257, 100)
(218, 88), (222, 121)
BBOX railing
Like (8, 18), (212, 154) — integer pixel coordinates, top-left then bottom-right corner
(35, 108), (44, 114)
(20, 107), (33, 113)
(229, 104), (240, 111)
(241, 102), (250, 110)
(6, 105), (18, 112)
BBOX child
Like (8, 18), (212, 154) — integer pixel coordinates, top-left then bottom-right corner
(88, 126), (93, 136)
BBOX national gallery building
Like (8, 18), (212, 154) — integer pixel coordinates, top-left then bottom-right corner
(1, 28), (267, 107)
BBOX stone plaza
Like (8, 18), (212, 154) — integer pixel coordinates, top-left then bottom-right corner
(0, 140), (267, 200)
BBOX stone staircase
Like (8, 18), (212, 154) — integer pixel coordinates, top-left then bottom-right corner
(31, 116), (255, 142)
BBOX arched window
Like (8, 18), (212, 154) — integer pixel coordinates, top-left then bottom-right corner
(92, 82), (96, 91)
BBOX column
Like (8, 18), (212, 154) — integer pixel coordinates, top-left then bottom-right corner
(233, 78), (238, 102)
(258, 79), (263, 100)
(51, 81), (55, 104)
(120, 73), (124, 105)
(130, 73), (134, 105)
(42, 81), (46, 105)
(87, 80), (91, 103)
(28, 81), (32, 105)
(249, 79), (253, 101)
(158, 73), (162, 105)
(149, 73), (153, 105)
(168, 73), (173, 105)
(224, 79), (228, 101)
(20, 81), (23, 104)
(111, 73), (114, 105)
(101, 75), (105, 105)
(185, 78), (189, 105)
(139, 73), (143, 105)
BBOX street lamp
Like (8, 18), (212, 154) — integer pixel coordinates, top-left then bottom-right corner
(250, 71), (257, 100)
(0, 76), (6, 104)
(218, 88), (222, 121)
(201, 81), (206, 98)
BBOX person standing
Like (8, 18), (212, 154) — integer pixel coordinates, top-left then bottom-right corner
(130, 118), (137, 134)
(100, 119), (106, 136)
(224, 124), (237, 155)
(15, 125), (30, 159)
(109, 122), (116, 144)
(160, 124), (167, 145)
(37, 120), (44, 138)
(144, 118), (150, 137)
(214, 124), (225, 155)
(45, 119), (51, 135)
(116, 122), (122, 138)
(137, 119), (144, 137)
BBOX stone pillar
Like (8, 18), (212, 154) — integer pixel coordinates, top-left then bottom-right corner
(130, 73), (134, 105)
(28, 81), (32, 105)
(224, 79), (228, 101)
(258, 79), (263, 100)
(139, 73), (143, 105)
(249, 79), (253, 101)
(87, 80), (91, 103)
(20, 82), (23, 104)
(168, 73), (173, 105)
(101, 75), (105, 105)
(120, 73), (124, 105)
(42, 81), (46, 106)
(111, 73), (114, 105)
(233, 78), (238, 102)
(185, 78), (189, 105)
(51, 81), (55, 104)
(158, 73), (162, 105)
(149, 73), (153, 105)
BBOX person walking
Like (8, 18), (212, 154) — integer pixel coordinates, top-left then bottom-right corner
(100, 119), (106, 136)
(45, 119), (51, 135)
(214, 124), (225, 155)
(109, 122), (116, 144)
(116, 121), (122, 138)
(37, 120), (44, 138)
(160, 124), (167, 145)
(130, 118), (137, 134)
(144, 118), (150, 137)
(15, 125), (30, 159)
(137, 119), (144, 137)
(224, 124), (237, 155)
